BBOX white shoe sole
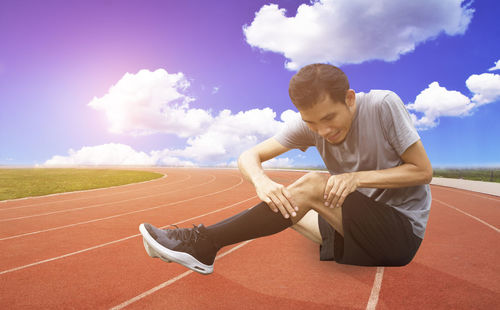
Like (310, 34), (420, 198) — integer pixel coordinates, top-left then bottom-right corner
(139, 223), (214, 275)
(142, 237), (172, 262)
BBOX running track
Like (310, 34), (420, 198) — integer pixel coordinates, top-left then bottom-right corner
(0, 168), (498, 309)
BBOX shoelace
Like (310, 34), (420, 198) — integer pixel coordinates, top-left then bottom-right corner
(165, 224), (205, 243)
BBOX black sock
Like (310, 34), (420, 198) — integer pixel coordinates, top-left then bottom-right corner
(204, 202), (293, 251)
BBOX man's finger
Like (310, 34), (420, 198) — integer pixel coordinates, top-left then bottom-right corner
(264, 198), (278, 213)
(330, 181), (345, 207)
(282, 188), (298, 211)
(324, 176), (334, 200)
(326, 179), (340, 207)
(324, 177), (335, 205)
(335, 187), (350, 208)
(278, 191), (296, 217)
(270, 194), (289, 218)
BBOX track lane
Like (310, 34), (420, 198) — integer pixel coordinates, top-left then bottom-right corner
(123, 226), (378, 309)
(106, 170), (380, 310)
(1, 169), (497, 309)
(0, 170), (266, 308)
(377, 186), (500, 309)
(0, 173), (215, 237)
(110, 240), (255, 310)
(431, 184), (500, 202)
(0, 171), (247, 272)
(430, 186), (500, 227)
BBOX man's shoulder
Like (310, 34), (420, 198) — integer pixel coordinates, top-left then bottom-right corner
(358, 89), (403, 114)
(359, 89), (396, 104)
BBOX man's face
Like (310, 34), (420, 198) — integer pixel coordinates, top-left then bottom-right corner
(298, 90), (356, 145)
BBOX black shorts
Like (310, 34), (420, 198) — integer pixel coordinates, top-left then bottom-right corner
(318, 191), (423, 266)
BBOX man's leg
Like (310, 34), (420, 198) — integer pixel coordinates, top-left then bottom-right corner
(290, 210), (322, 244)
(203, 171), (340, 250)
(139, 172), (340, 274)
(292, 174), (424, 266)
(285, 172), (344, 237)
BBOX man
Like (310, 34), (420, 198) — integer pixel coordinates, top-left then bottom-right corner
(139, 63), (433, 275)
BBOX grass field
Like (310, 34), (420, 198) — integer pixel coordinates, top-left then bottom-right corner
(433, 168), (500, 183)
(0, 168), (163, 201)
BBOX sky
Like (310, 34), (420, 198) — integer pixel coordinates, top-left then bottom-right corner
(1, 0), (499, 169)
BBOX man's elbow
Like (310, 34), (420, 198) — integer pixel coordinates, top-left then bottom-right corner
(238, 149), (256, 170)
(422, 166), (433, 184)
(237, 151), (247, 170)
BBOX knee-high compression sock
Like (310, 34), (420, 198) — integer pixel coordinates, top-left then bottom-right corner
(204, 202), (293, 251)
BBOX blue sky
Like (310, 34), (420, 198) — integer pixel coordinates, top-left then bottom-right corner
(1, 0), (499, 168)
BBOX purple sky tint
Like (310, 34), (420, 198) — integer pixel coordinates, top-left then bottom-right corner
(1, 0), (499, 167)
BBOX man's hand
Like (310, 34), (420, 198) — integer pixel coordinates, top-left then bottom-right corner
(254, 175), (298, 219)
(324, 172), (359, 208)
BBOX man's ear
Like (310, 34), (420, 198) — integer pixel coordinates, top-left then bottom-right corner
(345, 89), (355, 107)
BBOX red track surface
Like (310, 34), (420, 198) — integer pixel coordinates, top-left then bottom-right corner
(0, 168), (498, 309)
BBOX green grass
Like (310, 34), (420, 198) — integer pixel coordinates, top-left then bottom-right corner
(0, 168), (163, 201)
(433, 168), (500, 183)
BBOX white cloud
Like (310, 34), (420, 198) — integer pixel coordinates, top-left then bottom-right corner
(214, 156), (298, 169)
(488, 59), (500, 71)
(43, 143), (298, 168)
(466, 73), (500, 106)
(50, 97), (301, 166)
(215, 160), (238, 168)
(407, 59), (500, 130)
(262, 157), (295, 168)
(407, 82), (473, 130)
(280, 109), (301, 123)
(212, 86), (220, 94)
(44, 143), (153, 166)
(243, 0), (474, 70)
(169, 108), (299, 163)
(84, 68), (304, 166)
(44, 143), (196, 167)
(88, 69), (212, 137)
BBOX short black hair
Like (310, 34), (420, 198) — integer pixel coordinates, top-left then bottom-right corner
(289, 64), (350, 109)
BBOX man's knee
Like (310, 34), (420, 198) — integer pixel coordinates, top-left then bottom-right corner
(288, 172), (328, 200)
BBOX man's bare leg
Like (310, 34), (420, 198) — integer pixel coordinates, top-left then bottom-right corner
(286, 172), (344, 243)
(291, 210), (322, 244)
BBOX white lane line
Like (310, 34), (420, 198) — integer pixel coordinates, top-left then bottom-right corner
(434, 198), (500, 233)
(0, 173), (191, 212)
(432, 185), (500, 202)
(363, 194), (498, 310)
(0, 172), (169, 206)
(109, 240), (254, 310)
(0, 234), (138, 275)
(366, 267), (384, 310)
(0, 175), (226, 241)
(0, 193), (258, 275)
(0, 174), (203, 222)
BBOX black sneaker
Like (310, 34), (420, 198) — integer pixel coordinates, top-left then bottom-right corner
(139, 223), (217, 275)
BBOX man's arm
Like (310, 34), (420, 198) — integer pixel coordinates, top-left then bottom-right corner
(324, 140), (433, 208)
(355, 140), (433, 188)
(238, 137), (299, 218)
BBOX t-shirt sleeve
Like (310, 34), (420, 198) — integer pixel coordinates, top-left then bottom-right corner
(378, 92), (421, 156)
(273, 116), (316, 152)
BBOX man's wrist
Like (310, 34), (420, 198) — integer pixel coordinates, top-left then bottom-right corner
(251, 171), (269, 187)
(352, 171), (363, 188)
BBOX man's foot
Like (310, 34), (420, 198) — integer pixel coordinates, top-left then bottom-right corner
(139, 223), (218, 275)
(141, 235), (172, 263)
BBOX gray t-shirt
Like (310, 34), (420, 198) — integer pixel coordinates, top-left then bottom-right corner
(273, 90), (431, 238)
